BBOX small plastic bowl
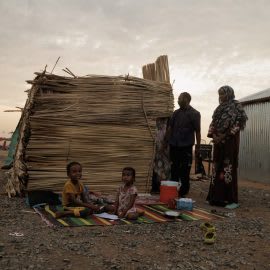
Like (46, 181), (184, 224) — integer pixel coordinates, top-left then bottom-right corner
(164, 210), (180, 218)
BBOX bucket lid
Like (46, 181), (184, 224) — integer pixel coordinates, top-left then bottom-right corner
(161, 181), (179, 187)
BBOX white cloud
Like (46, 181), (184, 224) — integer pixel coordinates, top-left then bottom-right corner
(52, 32), (88, 48)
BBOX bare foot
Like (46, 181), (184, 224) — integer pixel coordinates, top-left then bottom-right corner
(55, 211), (63, 219)
(126, 211), (144, 220)
(138, 209), (144, 217)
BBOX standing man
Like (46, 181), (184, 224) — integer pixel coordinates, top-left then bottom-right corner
(165, 92), (201, 197)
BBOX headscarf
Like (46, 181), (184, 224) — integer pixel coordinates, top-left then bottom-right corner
(210, 85), (248, 135)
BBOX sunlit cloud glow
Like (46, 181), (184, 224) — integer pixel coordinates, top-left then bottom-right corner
(1, 0), (270, 139)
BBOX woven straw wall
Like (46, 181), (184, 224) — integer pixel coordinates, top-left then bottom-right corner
(22, 74), (173, 193)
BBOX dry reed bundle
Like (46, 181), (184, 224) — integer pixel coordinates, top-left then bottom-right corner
(8, 63), (173, 195)
(141, 55), (173, 189)
(142, 55), (170, 83)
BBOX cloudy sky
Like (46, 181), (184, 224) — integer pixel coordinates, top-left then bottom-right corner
(1, 0), (270, 140)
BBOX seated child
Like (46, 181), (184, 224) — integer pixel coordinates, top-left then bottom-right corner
(109, 167), (144, 220)
(55, 161), (104, 218)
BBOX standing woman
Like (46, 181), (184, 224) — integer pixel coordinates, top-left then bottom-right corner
(207, 86), (248, 207)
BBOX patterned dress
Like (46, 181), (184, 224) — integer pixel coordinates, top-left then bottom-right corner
(207, 133), (240, 205)
(117, 184), (138, 215)
(207, 86), (248, 206)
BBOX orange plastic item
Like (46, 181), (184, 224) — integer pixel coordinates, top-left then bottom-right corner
(160, 185), (178, 204)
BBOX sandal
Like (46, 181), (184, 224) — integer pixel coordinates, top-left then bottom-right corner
(200, 222), (216, 232)
(204, 231), (216, 244)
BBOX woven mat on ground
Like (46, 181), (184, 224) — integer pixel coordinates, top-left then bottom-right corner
(34, 204), (223, 227)
(145, 204), (223, 221)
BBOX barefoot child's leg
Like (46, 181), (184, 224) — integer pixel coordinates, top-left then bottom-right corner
(137, 209), (144, 217)
(126, 209), (144, 220)
(126, 212), (139, 220)
(55, 208), (92, 218)
(104, 204), (116, 213)
(55, 210), (74, 219)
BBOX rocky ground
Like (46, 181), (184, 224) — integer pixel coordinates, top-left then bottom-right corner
(0, 151), (270, 270)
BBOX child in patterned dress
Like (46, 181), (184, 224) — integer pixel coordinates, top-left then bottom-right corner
(113, 167), (144, 220)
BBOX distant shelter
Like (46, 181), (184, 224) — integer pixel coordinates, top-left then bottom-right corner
(239, 88), (270, 183)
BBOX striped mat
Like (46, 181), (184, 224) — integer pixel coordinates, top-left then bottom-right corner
(34, 204), (223, 227)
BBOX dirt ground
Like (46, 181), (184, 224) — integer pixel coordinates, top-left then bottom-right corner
(0, 151), (270, 270)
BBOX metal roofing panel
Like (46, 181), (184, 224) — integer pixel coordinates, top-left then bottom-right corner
(239, 101), (270, 183)
(239, 88), (270, 103)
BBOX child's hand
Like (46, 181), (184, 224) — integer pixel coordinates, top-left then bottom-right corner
(87, 204), (100, 212)
(98, 206), (105, 213)
(118, 211), (125, 218)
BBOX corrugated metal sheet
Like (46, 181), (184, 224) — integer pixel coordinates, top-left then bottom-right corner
(239, 88), (270, 103)
(239, 101), (270, 183)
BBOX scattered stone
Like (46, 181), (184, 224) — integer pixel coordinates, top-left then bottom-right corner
(0, 177), (269, 269)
